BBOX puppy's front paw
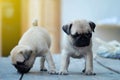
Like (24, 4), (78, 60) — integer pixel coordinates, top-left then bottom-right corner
(48, 70), (57, 75)
(84, 71), (96, 75)
(59, 70), (68, 75)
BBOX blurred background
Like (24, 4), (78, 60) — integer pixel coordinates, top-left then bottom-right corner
(0, 0), (120, 57)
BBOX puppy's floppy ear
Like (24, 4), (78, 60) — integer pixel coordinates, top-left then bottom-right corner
(62, 23), (72, 35)
(89, 21), (96, 32)
(20, 50), (33, 61)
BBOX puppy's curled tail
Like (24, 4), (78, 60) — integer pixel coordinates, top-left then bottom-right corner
(32, 20), (38, 26)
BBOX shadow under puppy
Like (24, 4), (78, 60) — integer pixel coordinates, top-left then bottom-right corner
(59, 20), (96, 75)
(10, 21), (56, 74)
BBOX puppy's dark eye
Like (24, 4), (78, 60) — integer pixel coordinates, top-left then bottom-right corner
(17, 62), (25, 65)
(85, 32), (92, 38)
(71, 33), (80, 38)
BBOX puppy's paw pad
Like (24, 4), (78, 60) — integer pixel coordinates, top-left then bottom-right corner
(40, 69), (47, 72)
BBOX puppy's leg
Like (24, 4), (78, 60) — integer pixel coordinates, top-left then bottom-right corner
(84, 51), (95, 75)
(40, 57), (47, 71)
(59, 50), (70, 75)
(25, 53), (36, 70)
(45, 50), (56, 74)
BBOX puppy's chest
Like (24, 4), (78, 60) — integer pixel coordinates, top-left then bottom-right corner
(71, 48), (86, 58)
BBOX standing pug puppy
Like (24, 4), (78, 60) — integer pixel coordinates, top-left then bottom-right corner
(10, 21), (56, 74)
(59, 20), (96, 75)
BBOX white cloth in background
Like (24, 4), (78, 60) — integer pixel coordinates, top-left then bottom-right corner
(97, 40), (120, 59)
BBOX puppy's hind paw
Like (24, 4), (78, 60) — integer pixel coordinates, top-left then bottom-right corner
(82, 69), (85, 73)
(40, 69), (47, 72)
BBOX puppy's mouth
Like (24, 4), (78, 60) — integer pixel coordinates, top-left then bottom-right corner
(13, 61), (30, 73)
(73, 38), (90, 47)
(71, 32), (92, 47)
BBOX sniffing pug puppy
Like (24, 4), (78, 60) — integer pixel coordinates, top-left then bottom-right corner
(59, 20), (96, 75)
(10, 21), (56, 74)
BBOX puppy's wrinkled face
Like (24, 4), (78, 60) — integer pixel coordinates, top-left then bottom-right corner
(62, 20), (96, 47)
(10, 46), (32, 73)
(13, 60), (30, 73)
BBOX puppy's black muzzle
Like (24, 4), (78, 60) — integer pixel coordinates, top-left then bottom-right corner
(74, 37), (90, 47)
(13, 61), (30, 73)
(72, 32), (92, 47)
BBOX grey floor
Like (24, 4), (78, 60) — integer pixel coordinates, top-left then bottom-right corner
(0, 55), (120, 80)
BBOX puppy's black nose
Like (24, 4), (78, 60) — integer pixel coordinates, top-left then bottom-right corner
(13, 62), (30, 73)
(17, 67), (30, 73)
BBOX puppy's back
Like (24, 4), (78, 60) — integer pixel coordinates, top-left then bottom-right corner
(18, 26), (51, 49)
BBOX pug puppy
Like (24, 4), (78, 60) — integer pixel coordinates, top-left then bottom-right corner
(10, 21), (56, 74)
(59, 20), (96, 75)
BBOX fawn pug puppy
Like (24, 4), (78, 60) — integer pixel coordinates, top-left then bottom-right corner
(59, 20), (96, 75)
(10, 21), (56, 74)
